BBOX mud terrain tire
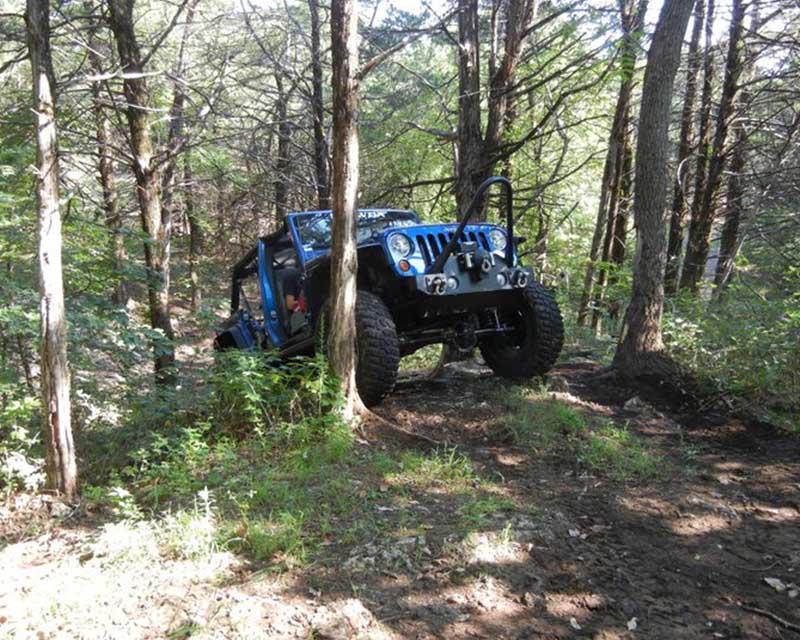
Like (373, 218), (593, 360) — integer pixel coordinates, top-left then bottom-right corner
(480, 282), (564, 379)
(316, 291), (399, 407)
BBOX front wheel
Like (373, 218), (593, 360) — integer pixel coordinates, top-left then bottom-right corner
(316, 291), (400, 407)
(479, 282), (564, 379)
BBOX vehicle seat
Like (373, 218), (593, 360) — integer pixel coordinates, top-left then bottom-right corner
(275, 267), (299, 307)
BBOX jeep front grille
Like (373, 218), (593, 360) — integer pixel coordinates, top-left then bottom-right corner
(414, 230), (490, 267)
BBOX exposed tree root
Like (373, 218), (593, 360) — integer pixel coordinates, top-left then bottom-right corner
(612, 350), (704, 408)
(740, 604), (800, 634)
(356, 406), (445, 446)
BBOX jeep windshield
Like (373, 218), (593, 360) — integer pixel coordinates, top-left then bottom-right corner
(293, 210), (419, 249)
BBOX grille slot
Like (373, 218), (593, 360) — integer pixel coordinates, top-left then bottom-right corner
(417, 236), (432, 265)
(412, 228), (491, 268)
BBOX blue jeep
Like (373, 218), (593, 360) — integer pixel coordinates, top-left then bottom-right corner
(215, 177), (564, 406)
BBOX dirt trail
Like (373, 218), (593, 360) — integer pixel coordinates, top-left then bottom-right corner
(1, 358), (799, 639)
(326, 359), (800, 639)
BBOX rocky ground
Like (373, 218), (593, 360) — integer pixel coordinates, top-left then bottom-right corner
(2, 357), (799, 639)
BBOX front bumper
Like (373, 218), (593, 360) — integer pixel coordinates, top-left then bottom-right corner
(413, 258), (532, 297)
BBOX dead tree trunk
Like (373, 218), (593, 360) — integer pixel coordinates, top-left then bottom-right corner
(664, 0), (705, 294)
(87, 12), (128, 305)
(613, 0), (694, 376)
(308, 0), (330, 209)
(681, 0), (745, 293)
(108, 0), (176, 384)
(26, 0), (78, 500)
(185, 157), (202, 311)
(329, 0), (364, 420)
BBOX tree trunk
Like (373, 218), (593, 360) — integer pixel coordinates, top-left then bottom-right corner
(309, 0), (330, 209)
(712, 125), (746, 293)
(576, 133), (616, 326)
(274, 75), (291, 218)
(714, 3), (757, 294)
(578, 0), (645, 329)
(664, 0), (705, 294)
(590, 130), (626, 335)
(455, 0), (484, 217)
(454, 0), (535, 218)
(681, 0), (745, 293)
(329, 0), (364, 420)
(613, 0), (694, 374)
(678, 0), (716, 291)
(185, 157), (202, 311)
(26, 0), (78, 500)
(160, 0), (197, 300)
(108, 0), (176, 384)
(87, 10), (128, 305)
(607, 140), (634, 322)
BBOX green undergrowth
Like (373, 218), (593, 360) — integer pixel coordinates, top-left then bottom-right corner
(369, 446), (529, 534)
(663, 278), (800, 431)
(83, 352), (526, 567)
(493, 385), (662, 480)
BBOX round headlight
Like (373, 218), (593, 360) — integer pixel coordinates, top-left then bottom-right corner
(389, 233), (413, 257)
(489, 229), (507, 251)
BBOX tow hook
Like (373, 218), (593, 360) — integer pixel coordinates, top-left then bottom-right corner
(511, 269), (528, 288)
(425, 274), (447, 295)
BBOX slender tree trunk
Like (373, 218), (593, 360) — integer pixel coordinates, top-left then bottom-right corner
(87, 12), (128, 305)
(108, 0), (176, 384)
(185, 157), (202, 311)
(607, 140), (634, 321)
(712, 127), (746, 293)
(678, 0), (716, 291)
(274, 76), (291, 218)
(714, 3), (757, 294)
(664, 0), (705, 294)
(309, 0), (330, 209)
(578, 0), (645, 328)
(329, 0), (364, 420)
(160, 0), (197, 278)
(26, 0), (78, 500)
(614, 0), (694, 374)
(590, 131), (626, 335)
(681, 0), (745, 293)
(577, 135), (616, 326)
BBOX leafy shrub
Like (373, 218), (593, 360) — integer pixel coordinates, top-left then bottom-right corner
(664, 277), (800, 427)
(0, 391), (42, 493)
(210, 351), (343, 446)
